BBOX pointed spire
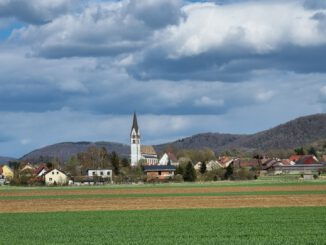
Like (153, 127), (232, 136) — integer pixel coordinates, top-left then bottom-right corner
(131, 112), (139, 134)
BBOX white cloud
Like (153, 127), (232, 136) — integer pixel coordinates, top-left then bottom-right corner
(195, 96), (224, 107)
(156, 1), (326, 58)
(255, 90), (275, 102)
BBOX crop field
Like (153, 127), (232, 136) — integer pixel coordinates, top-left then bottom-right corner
(1, 207), (326, 244)
(1, 181), (326, 244)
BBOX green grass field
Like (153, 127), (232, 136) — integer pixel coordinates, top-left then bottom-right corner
(1, 207), (326, 244)
(1, 178), (326, 192)
(1, 190), (326, 200)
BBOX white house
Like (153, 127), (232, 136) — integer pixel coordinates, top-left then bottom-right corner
(130, 113), (158, 166)
(87, 169), (112, 183)
(45, 169), (68, 186)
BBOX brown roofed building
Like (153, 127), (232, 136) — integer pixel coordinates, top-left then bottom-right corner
(141, 145), (158, 165)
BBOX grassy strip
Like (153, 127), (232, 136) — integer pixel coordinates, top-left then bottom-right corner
(1, 179), (326, 192)
(0, 207), (326, 244)
(1, 190), (326, 200)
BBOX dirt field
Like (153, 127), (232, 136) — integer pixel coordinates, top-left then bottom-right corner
(1, 194), (326, 213)
(1, 185), (326, 197)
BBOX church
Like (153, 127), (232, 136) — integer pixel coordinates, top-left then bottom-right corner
(130, 113), (158, 166)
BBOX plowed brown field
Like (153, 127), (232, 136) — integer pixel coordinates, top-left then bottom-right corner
(1, 185), (326, 197)
(1, 194), (326, 213)
(1, 184), (326, 213)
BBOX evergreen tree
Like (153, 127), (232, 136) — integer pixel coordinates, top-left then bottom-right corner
(175, 165), (184, 175)
(200, 161), (207, 174)
(121, 158), (130, 168)
(294, 147), (305, 155)
(183, 162), (196, 182)
(308, 147), (317, 157)
(109, 151), (120, 175)
(224, 164), (233, 180)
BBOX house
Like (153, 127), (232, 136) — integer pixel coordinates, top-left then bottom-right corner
(34, 163), (49, 177)
(87, 169), (113, 183)
(289, 155), (302, 162)
(159, 152), (178, 166)
(44, 169), (68, 185)
(0, 165), (14, 180)
(194, 160), (222, 171)
(143, 165), (176, 182)
(218, 156), (237, 168)
(20, 163), (35, 173)
(206, 160), (223, 171)
(295, 155), (319, 165)
(130, 113), (158, 166)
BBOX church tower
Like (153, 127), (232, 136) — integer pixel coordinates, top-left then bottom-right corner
(130, 112), (141, 166)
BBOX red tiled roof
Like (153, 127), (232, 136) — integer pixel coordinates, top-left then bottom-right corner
(289, 155), (302, 162)
(296, 155), (318, 165)
(0, 166), (3, 175)
(34, 163), (48, 175)
(239, 160), (259, 167)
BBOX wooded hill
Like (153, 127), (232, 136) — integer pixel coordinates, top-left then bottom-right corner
(18, 113), (326, 163)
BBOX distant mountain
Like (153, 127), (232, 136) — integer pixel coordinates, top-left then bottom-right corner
(21, 142), (129, 163)
(0, 156), (17, 164)
(20, 113), (326, 162)
(155, 113), (326, 153)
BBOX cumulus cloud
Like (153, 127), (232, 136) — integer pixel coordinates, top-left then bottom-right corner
(128, 1), (326, 81)
(9, 0), (183, 58)
(0, 0), (325, 157)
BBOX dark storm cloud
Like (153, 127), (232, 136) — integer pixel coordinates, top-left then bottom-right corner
(37, 44), (141, 59)
(304, 0), (326, 9)
(127, 44), (326, 82)
(0, 0), (76, 25)
(127, 0), (183, 29)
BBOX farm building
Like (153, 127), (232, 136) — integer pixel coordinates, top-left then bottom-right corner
(44, 169), (68, 185)
(143, 165), (176, 182)
(273, 163), (326, 175)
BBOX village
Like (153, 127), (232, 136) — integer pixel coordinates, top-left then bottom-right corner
(1, 113), (326, 186)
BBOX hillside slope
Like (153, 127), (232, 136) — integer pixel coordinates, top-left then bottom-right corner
(20, 113), (326, 162)
(21, 142), (129, 162)
(155, 113), (326, 153)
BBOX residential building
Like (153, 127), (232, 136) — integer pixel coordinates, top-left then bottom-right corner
(34, 163), (49, 177)
(159, 152), (178, 166)
(87, 169), (113, 183)
(44, 169), (68, 185)
(0, 165), (14, 180)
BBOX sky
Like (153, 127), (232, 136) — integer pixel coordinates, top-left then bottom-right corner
(0, 0), (326, 158)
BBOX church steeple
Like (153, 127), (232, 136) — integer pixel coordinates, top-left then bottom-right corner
(131, 112), (139, 135)
(130, 112), (141, 166)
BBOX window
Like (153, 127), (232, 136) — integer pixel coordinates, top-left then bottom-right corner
(133, 140), (135, 143)
(100, 172), (103, 175)
(52, 172), (54, 175)
(107, 171), (110, 175)
(49, 178), (52, 181)
(92, 171), (96, 176)
(57, 172), (59, 175)
(158, 171), (161, 175)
